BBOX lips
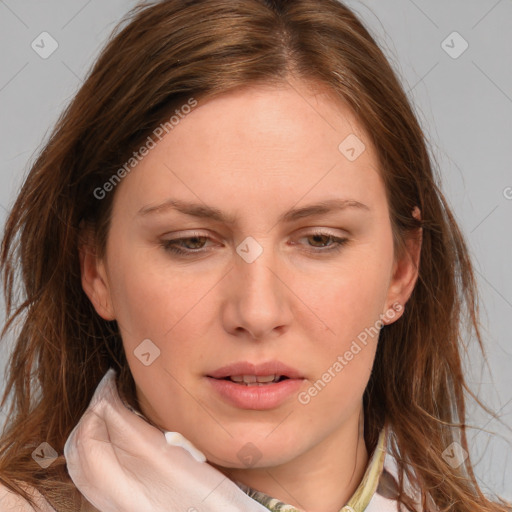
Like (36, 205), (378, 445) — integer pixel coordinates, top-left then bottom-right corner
(206, 360), (304, 380)
(205, 360), (305, 409)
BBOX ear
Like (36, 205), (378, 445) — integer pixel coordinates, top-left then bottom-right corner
(382, 206), (422, 325)
(78, 223), (116, 321)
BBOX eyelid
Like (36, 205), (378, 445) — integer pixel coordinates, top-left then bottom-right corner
(159, 228), (350, 258)
(160, 227), (348, 241)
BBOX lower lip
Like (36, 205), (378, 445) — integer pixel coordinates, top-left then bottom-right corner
(206, 377), (304, 410)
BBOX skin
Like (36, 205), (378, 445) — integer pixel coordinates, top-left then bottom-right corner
(80, 78), (421, 512)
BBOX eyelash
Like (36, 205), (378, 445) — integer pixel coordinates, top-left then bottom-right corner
(160, 231), (349, 257)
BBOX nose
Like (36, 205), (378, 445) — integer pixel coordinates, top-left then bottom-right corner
(222, 238), (293, 341)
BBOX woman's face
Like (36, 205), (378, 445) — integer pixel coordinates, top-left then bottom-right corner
(81, 79), (419, 471)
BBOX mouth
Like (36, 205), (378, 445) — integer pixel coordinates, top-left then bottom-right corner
(211, 375), (292, 386)
(205, 360), (304, 409)
(206, 360), (304, 381)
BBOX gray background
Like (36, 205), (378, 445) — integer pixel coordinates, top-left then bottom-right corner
(0, 0), (510, 501)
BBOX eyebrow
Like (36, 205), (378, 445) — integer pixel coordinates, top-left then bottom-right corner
(137, 197), (370, 224)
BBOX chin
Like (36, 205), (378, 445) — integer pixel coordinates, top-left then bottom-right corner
(205, 443), (298, 471)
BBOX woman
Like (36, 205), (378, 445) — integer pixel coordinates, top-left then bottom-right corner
(0, 0), (510, 511)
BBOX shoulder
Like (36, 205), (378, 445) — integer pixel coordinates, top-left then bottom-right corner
(0, 482), (57, 512)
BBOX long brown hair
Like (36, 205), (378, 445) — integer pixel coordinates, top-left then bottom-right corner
(1, 1), (510, 510)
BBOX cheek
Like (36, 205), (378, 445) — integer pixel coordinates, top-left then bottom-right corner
(106, 243), (191, 338)
(298, 244), (392, 346)
(296, 284), (381, 424)
(292, 242), (392, 403)
(106, 248), (214, 392)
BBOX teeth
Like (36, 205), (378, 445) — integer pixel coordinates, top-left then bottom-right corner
(253, 375), (277, 383)
(229, 374), (281, 384)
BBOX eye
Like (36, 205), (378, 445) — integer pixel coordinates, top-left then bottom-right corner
(295, 230), (349, 254)
(160, 230), (350, 257)
(160, 233), (212, 256)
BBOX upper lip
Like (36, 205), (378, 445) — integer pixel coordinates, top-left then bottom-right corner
(207, 360), (303, 379)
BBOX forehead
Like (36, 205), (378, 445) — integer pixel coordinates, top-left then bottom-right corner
(113, 81), (386, 220)
(179, 81), (367, 157)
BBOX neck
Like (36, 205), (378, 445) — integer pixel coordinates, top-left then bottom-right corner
(212, 408), (369, 512)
